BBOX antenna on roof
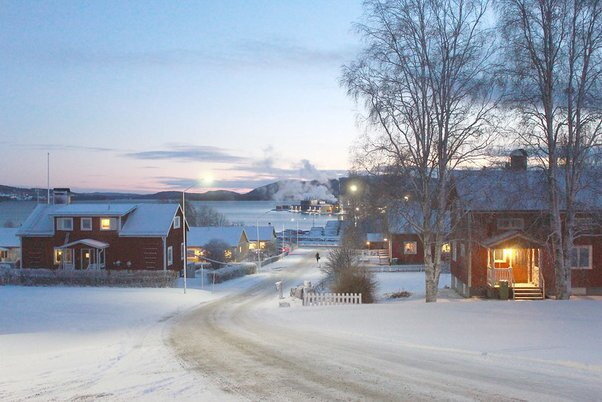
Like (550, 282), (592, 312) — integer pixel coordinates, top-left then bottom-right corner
(47, 152), (50, 205)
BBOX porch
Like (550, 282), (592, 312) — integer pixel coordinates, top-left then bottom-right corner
(55, 239), (108, 270)
(483, 232), (545, 300)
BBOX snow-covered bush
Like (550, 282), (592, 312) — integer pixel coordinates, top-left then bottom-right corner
(206, 262), (257, 284)
(324, 247), (377, 303)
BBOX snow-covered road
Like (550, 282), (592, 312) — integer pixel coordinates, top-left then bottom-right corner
(172, 248), (602, 401)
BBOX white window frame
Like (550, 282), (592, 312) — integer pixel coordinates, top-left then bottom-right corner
(57, 217), (73, 231)
(174, 216), (181, 229)
(497, 218), (525, 230)
(403, 241), (417, 255)
(53, 248), (73, 265)
(100, 217), (115, 231)
(493, 249), (506, 263)
(81, 217), (92, 231)
(167, 246), (173, 266)
(460, 243), (466, 258)
(571, 245), (593, 270)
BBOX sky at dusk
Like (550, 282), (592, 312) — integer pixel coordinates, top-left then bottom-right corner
(0, 0), (364, 193)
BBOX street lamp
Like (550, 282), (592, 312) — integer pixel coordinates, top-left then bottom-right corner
(255, 209), (272, 272)
(181, 184), (196, 294)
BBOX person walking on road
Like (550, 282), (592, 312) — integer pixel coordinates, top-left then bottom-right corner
(315, 252), (321, 267)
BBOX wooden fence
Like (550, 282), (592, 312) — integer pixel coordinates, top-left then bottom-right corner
(303, 292), (362, 306)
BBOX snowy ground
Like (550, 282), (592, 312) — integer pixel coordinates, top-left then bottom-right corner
(2, 250), (602, 400)
(0, 256), (299, 401)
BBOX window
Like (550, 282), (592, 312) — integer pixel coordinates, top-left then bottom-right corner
(497, 218), (524, 230)
(442, 243), (451, 253)
(54, 248), (73, 265)
(181, 242), (185, 260)
(56, 218), (73, 231)
(571, 246), (592, 269)
(81, 217), (92, 231)
(460, 243), (466, 258)
(403, 241), (417, 255)
(100, 218), (115, 231)
(167, 246), (173, 266)
(493, 249), (505, 262)
(173, 216), (181, 229)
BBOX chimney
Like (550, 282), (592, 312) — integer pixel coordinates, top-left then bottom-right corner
(509, 149), (528, 171)
(53, 188), (71, 204)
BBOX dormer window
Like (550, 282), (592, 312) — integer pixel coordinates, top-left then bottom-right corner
(497, 218), (524, 230)
(173, 216), (181, 229)
(57, 217), (73, 231)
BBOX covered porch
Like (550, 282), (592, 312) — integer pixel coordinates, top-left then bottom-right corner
(482, 231), (545, 299)
(56, 239), (108, 270)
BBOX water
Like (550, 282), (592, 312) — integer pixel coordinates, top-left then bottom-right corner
(0, 200), (339, 231)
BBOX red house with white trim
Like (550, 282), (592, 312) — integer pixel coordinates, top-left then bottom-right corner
(449, 157), (602, 299)
(17, 189), (187, 271)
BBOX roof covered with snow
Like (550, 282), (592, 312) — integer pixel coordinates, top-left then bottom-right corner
(119, 203), (181, 237)
(388, 203), (450, 234)
(188, 227), (247, 248)
(243, 226), (276, 242)
(17, 203), (181, 237)
(452, 169), (602, 211)
(0, 228), (20, 247)
(49, 203), (138, 217)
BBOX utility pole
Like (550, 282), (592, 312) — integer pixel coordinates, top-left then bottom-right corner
(47, 152), (50, 204)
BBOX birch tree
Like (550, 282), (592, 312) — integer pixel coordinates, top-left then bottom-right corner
(343, 0), (498, 302)
(498, 0), (602, 299)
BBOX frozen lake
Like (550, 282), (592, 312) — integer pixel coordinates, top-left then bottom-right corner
(0, 200), (339, 231)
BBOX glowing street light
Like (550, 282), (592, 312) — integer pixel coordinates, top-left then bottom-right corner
(349, 184), (358, 193)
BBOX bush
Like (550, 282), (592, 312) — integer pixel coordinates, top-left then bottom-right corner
(203, 239), (231, 268)
(324, 247), (377, 303)
(205, 263), (257, 284)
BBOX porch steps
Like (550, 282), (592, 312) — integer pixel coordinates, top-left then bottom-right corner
(513, 286), (544, 300)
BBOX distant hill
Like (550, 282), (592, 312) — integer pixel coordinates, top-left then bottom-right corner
(0, 179), (343, 202)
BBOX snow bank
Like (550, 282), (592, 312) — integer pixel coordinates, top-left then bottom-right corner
(0, 286), (226, 400)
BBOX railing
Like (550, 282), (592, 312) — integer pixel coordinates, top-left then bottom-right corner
(539, 268), (545, 298)
(303, 292), (362, 306)
(487, 266), (514, 287)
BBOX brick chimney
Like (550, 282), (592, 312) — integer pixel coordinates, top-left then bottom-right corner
(53, 188), (71, 204)
(509, 149), (528, 171)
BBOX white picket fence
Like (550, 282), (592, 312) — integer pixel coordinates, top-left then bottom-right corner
(303, 292), (362, 306)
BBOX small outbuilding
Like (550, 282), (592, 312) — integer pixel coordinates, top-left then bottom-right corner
(187, 226), (249, 263)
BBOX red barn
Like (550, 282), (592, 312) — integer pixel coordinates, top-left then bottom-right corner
(17, 190), (187, 271)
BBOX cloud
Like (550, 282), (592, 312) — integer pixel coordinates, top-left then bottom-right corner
(2, 141), (118, 153)
(125, 144), (247, 163)
(2, 38), (357, 70)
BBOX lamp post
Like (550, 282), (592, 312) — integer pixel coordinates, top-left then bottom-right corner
(255, 209), (272, 272)
(182, 183), (199, 294)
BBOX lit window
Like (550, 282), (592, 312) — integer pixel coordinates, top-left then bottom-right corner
(497, 218), (524, 230)
(442, 243), (451, 253)
(571, 246), (592, 269)
(57, 218), (73, 231)
(167, 246), (173, 266)
(174, 216), (181, 229)
(493, 249), (505, 262)
(81, 217), (92, 231)
(403, 241), (417, 255)
(100, 218), (112, 230)
(54, 248), (73, 265)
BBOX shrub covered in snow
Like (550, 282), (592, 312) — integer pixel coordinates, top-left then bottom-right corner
(324, 247), (377, 303)
(205, 262), (257, 284)
(0, 267), (178, 287)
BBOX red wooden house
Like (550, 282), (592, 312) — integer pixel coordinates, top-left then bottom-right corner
(17, 189), (187, 271)
(450, 159), (602, 299)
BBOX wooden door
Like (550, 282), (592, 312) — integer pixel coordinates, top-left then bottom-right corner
(512, 249), (529, 283)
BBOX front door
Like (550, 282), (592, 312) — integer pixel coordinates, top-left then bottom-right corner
(512, 249), (529, 283)
(81, 248), (92, 270)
